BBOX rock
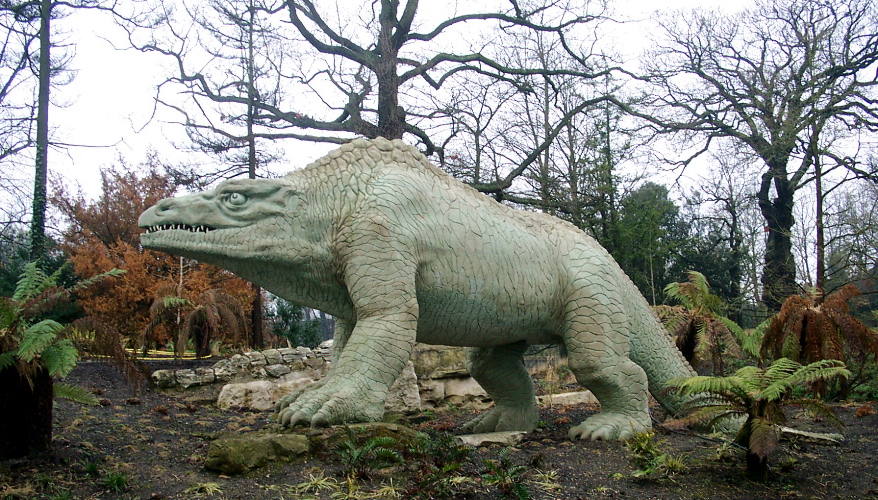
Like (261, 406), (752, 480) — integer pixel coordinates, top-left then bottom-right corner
(418, 379), (445, 405)
(205, 432), (309, 474)
(263, 349), (282, 365)
(244, 351), (266, 366)
(384, 361), (421, 412)
(217, 380), (276, 411)
(151, 369), (176, 388)
(264, 364), (291, 378)
(217, 376), (317, 411)
(413, 344), (469, 379)
(537, 391), (598, 407)
(304, 357), (325, 369)
(175, 369), (215, 389)
(443, 377), (488, 403)
(213, 360), (237, 381)
(456, 431), (527, 447)
(419, 376), (490, 409)
(318, 339), (334, 349)
(307, 422), (421, 453)
(229, 354), (249, 369)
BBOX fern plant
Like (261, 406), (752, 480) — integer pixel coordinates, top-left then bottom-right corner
(334, 427), (403, 478)
(759, 285), (878, 397)
(655, 270), (744, 374)
(667, 358), (849, 481)
(143, 285), (247, 358)
(1, 263), (124, 383)
(0, 262), (123, 457)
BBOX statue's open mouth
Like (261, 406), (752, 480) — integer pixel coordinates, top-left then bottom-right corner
(143, 224), (216, 234)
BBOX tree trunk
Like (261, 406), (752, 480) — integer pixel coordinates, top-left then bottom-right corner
(745, 451), (769, 482)
(0, 366), (53, 458)
(375, 1), (404, 139)
(758, 167), (797, 310)
(250, 284), (263, 349)
(814, 158), (825, 293)
(245, 12), (264, 350)
(29, 0), (52, 261)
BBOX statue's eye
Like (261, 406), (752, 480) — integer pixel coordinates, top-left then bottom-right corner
(226, 192), (248, 206)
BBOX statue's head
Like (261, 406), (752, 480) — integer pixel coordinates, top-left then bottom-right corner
(138, 177), (316, 269)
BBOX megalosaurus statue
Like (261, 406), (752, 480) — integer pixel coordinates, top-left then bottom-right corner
(139, 137), (697, 440)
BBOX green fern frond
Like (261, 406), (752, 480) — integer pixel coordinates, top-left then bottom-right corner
(12, 262), (53, 302)
(687, 270), (710, 297)
(678, 404), (741, 424)
(16, 319), (64, 362)
(68, 268), (126, 293)
(784, 360), (850, 388)
(0, 351), (15, 370)
(667, 375), (749, 399)
(40, 340), (79, 378)
(760, 359), (849, 401)
(162, 296), (191, 308)
(760, 358), (801, 383)
(716, 315), (744, 339)
(53, 383), (99, 405)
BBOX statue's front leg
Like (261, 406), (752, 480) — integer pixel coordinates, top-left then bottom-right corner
(275, 318), (354, 414)
(278, 255), (418, 427)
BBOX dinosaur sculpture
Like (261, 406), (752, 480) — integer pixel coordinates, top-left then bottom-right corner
(139, 137), (697, 440)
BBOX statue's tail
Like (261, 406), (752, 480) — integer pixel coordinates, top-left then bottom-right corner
(626, 289), (697, 416)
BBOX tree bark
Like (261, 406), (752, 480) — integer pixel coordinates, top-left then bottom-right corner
(758, 167), (797, 310)
(814, 158), (825, 293)
(0, 366), (53, 458)
(245, 4), (264, 349)
(29, 0), (52, 261)
(375, 0), (404, 140)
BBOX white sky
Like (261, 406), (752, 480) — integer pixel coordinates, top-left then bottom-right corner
(50, 0), (750, 197)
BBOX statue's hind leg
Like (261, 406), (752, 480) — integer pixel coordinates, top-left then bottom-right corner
(563, 296), (651, 440)
(461, 342), (539, 433)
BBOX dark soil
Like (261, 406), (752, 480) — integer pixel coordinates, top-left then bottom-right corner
(2, 360), (877, 499)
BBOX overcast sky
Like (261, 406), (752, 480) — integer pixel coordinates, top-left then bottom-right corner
(50, 0), (750, 198)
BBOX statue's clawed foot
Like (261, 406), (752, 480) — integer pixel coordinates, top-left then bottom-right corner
(275, 380), (325, 415)
(567, 412), (651, 441)
(275, 378), (384, 427)
(462, 404), (538, 433)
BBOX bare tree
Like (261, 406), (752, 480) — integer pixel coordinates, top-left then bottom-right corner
(635, 0), (878, 309)
(129, 0), (619, 180)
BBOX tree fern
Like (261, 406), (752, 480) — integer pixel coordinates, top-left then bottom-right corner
(0, 351), (15, 370)
(667, 357), (849, 481)
(15, 320), (64, 362)
(53, 383), (99, 405)
(12, 262), (53, 302)
(39, 340), (79, 378)
(760, 285), (877, 393)
(657, 270), (744, 374)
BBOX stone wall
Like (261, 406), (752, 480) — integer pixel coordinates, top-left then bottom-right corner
(150, 343), (590, 414)
(151, 346), (331, 390)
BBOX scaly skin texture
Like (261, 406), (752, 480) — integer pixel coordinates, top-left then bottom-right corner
(138, 137), (697, 440)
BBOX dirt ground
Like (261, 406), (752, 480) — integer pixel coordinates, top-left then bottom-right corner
(1, 359), (877, 500)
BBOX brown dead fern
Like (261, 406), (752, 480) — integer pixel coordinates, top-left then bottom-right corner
(178, 289), (248, 358)
(760, 285), (878, 395)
